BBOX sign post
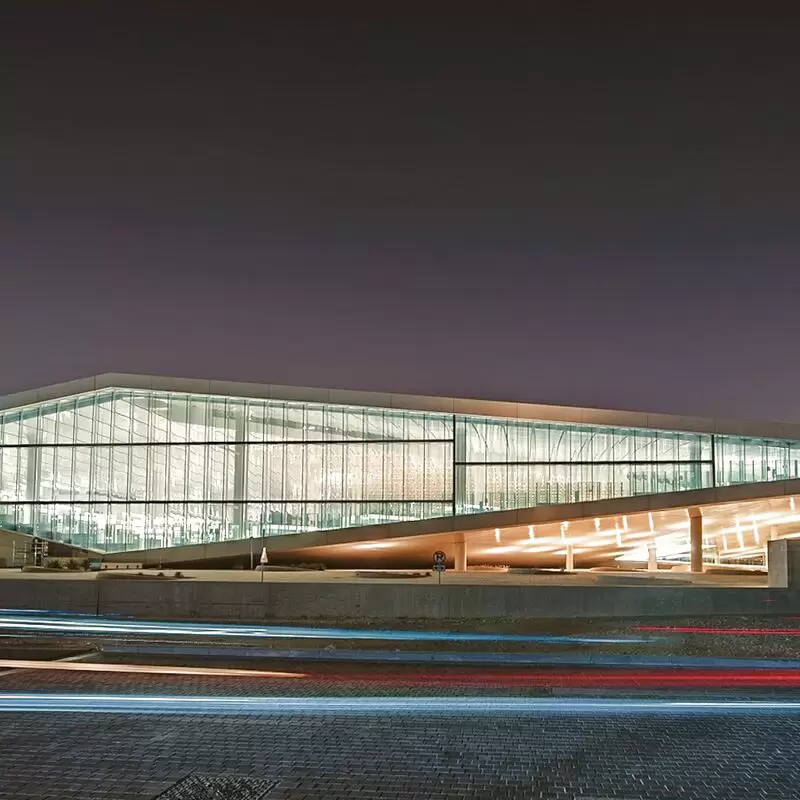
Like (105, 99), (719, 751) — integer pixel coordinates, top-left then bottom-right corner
(432, 550), (447, 585)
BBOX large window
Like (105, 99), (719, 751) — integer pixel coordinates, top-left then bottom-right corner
(0, 388), (797, 551)
(453, 418), (713, 513)
(0, 391), (453, 550)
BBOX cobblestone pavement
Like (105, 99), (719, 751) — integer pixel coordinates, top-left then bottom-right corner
(3, 666), (800, 799)
(1, 706), (800, 799)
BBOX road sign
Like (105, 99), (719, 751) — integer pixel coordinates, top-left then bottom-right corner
(433, 550), (447, 583)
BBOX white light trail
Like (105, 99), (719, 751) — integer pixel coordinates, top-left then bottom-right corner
(1, 694), (800, 717)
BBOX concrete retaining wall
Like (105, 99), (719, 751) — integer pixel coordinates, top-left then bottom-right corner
(0, 578), (798, 621)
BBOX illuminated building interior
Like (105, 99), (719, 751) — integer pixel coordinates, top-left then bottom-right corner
(2, 374), (800, 569)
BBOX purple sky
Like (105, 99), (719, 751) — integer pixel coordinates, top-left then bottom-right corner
(4, 6), (800, 421)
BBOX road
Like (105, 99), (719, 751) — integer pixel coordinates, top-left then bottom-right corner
(1, 694), (798, 798)
(2, 612), (800, 798)
(1, 661), (800, 799)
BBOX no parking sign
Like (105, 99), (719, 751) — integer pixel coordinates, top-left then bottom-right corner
(433, 550), (447, 582)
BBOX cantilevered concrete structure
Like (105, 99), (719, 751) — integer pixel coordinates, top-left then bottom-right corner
(3, 373), (800, 572)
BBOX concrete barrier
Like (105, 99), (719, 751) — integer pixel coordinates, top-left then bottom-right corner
(0, 578), (798, 621)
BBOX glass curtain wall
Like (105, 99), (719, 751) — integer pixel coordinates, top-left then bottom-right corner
(455, 418), (714, 512)
(0, 388), (799, 552)
(0, 390), (453, 550)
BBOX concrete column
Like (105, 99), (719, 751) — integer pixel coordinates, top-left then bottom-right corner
(764, 526), (779, 570)
(647, 542), (658, 571)
(454, 534), (467, 572)
(767, 539), (800, 588)
(565, 544), (574, 571)
(689, 507), (704, 573)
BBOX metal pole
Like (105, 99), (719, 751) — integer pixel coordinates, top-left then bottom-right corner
(249, 537), (254, 571)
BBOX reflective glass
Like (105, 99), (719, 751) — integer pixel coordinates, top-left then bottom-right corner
(1, 388), (798, 551)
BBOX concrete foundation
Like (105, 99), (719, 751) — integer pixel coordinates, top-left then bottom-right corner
(768, 539), (800, 588)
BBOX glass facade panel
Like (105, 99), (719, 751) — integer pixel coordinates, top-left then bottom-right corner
(1, 387), (798, 551)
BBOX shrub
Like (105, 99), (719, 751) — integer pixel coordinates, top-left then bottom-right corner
(157, 572), (165, 577)
(47, 558), (62, 569)
(66, 558), (80, 570)
(174, 571), (184, 578)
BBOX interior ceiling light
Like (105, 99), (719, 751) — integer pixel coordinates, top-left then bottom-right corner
(584, 538), (616, 549)
(717, 513), (800, 535)
(352, 542), (396, 550)
(666, 522), (690, 530)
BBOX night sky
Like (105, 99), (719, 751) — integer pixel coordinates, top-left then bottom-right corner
(4, 5), (800, 420)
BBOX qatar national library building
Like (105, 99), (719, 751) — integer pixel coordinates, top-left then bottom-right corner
(3, 373), (800, 573)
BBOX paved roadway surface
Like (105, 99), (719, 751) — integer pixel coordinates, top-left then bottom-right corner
(1, 667), (799, 799)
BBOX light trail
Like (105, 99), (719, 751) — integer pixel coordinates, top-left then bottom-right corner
(0, 610), (652, 645)
(3, 658), (800, 689)
(635, 625), (800, 636)
(2, 694), (800, 716)
(0, 659), (304, 679)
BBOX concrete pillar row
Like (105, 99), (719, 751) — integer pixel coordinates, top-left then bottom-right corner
(688, 506), (704, 573)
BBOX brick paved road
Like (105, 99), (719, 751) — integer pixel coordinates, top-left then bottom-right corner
(2, 665), (800, 799)
(1, 705), (799, 799)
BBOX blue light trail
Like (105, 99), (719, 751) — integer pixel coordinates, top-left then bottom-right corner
(1, 694), (799, 716)
(0, 610), (653, 645)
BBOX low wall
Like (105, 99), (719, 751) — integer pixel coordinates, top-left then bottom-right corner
(0, 578), (798, 621)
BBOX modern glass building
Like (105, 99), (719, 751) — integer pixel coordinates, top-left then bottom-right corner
(2, 375), (800, 556)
